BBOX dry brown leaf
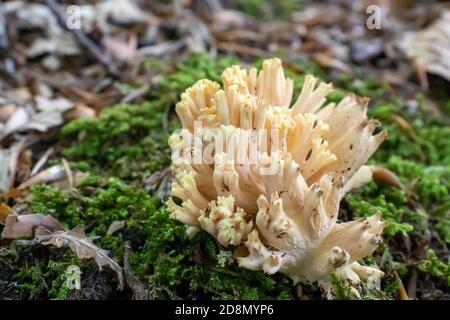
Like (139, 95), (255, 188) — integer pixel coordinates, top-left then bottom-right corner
(2, 188), (24, 200)
(3, 107), (29, 136)
(107, 221), (126, 236)
(1, 214), (63, 239)
(30, 148), (54, 176)
(3, 88), (33, 104)
(0, 96), (74, 138)
(103, 35), (138, 62)
(0, 104), (17, 122)
(96, 0), (149, 34)
(0, 203), (14, 225)
(390, 114), (416, 139)
(0, 140), (26, 193)
(144, 167), (172, 200)
(35, 96), (73, 113)
(371, 166), (403, 189)
(16, 150), (32, 184)
(18, 164), (66, 190)
(40, 227), (124, 289)
(63, 104), (96, 121)
(400, 11), (450, 88)
(312, 53), (352, 75)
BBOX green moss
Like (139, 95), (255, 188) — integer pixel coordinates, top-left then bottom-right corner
(12, 249), (81, 300)
(382, 277), (402, 299)
(61, 103), (170, 185)
(28, 176), (293, 300)
(369, 98), (450, 166)
(417, 250), (450, 286)
(384, 157), (450, 243)
(329, 274), (358, 300)
(153, 53), (238, 102)
(345, 182), (425, 236)
(234, 0), (302, 21)
(130, 209), (293, 299)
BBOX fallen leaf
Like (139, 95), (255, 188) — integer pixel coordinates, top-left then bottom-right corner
(390, 113), (416, 139)
(0, 104), (17, 122)
(2, 188), (24, 200)
(35, 96), (73, 112)
(399, 11), (450, 88)
(41, 227), (124, 289)
(371, 166), (404, 189)
(18, 164), (66, 189)
(63, 104), (96, 121)
(0, 140), (26, 193)
(4, 107), (29, 136)
(96, 0), (149, 34)
(107, 221), (126, 236)
(1, 214), (63, 239)
(4, 88), (33, 104)
(144, 167), (172, 200)
(103, 34), (138, 62)
(1, 97), (74, 139)
(30, 148), (55, 176)
(0, 203), (14, 224)
(27, 34), (81, 58)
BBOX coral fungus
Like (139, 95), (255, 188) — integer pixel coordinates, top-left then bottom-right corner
(166, 58), (388, 289)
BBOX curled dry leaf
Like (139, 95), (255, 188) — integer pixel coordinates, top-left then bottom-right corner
(107, 221), (126, 236)
(0, 104), (17, 122)
(1, 214), (63, 239)
(390, 114), (416, 139)
(39, 227), (124, 289)
(0, 140), (26, 193)
(0, 203), (14, 224)
(35, 96), (73, 113)
(18, 164), (66, 190)
(370, 166), (403, 189)
(63, 104), (96, 121)
(0, 98), (74, 139)
(30, 148), (55, 176)
(399, 11), (450, 88)
(145, 167), (172, 200)
(3, 107), (29, 137)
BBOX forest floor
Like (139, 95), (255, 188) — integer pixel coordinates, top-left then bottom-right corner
(0, 0), (449, 300)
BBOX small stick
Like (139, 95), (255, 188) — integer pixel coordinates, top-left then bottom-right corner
(45, 0), (121, 79)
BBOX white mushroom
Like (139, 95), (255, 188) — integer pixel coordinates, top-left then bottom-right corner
(166, 58), (388, 291)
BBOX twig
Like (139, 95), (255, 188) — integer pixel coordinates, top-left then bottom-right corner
(45, 0), (121, 79)
(31, 147), (54, 176)
(0, 3), (9, 50)
(395, 270), (410, 300)
(407, 269), (418, 300)
(216, 41), (269, 57)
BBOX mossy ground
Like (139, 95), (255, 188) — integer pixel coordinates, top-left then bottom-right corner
(1, 53), (449, 300)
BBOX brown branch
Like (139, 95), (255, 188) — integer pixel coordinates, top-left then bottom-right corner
(45, 0), (121, 79)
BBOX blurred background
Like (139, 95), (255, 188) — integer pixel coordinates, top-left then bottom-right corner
(1, 0), (449, 115)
